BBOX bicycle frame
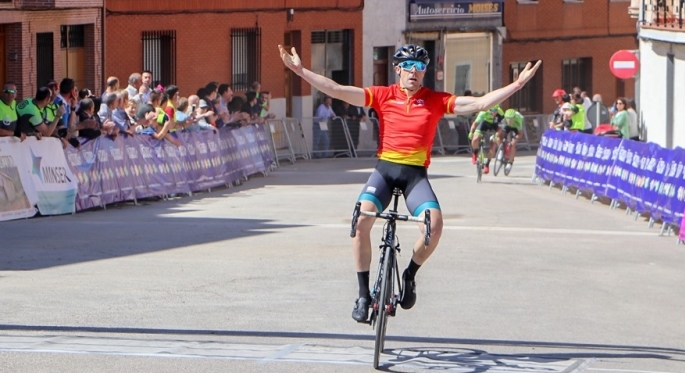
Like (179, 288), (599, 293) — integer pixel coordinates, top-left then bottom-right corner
(350, 187), (431, 369)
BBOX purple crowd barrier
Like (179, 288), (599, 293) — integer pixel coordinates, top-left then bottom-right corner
(64, 124), (274, 211)
(536, 130), (685, 227)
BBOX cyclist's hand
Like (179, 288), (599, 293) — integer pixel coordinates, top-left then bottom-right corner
(516, 60), (542, 87)
(278, 45), (303, 75)
(468, 131), (473, 140)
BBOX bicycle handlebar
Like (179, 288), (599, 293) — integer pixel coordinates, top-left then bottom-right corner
(350, 203), (432, 246)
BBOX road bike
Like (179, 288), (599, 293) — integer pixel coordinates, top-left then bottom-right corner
(350, 188), (431, 369)
(493, 130), (516, 176)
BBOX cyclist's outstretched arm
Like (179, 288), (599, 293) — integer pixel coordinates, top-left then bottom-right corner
(453, 61), (541, 115)
(279, 45), (366, 108)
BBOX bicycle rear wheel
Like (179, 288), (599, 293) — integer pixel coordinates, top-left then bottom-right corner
(373, 246), (393, 369)
(476, 143), (484, 183)
(493, 142), (504, 176)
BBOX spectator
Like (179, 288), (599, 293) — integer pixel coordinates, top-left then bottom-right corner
(0, 82), (18, 138)
(257, 91), (275, 119)
(187, 95), (200, 115)
(184, 99), (215, 132)
(125, 99), (138, 125)
(558, 102), (574, 131)
(126, 73), (143, 104)
(463, 89), (472, 96)
(611, 97), (630, 139)
(549, 89), (565, 129)
(241, 91), (259, 120)
(152, 93), (181, 146)
(15, 87), (65, 140)
(626, 98), (639, 141)
(569, 94), (586, 133)
(112, 91), (135, 136)
(134, 103), (175, 143)
(98, 92), (118, 123)
(339, 101), (365, 149)
(44, 81), (73, 147)
(75, 98), (102, 140)
(202, 83), (220, 126)
(217, 84), (233, 122)
(140, 70), (153, 104)
(164, 85), (180, 130)
(54, 78), (79, 131)
(226, 96), (249, 127)
(102, 76), (119, 102)
(314, 96), (335, 158)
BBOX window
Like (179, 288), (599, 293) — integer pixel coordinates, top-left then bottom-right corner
(561, 58), (592, 96)
(60, 25), (84, 48)
(454, 64), (471, 95)
(509, 61), (542, 113)
(373, 46), (393, 86)
(36, 33), (54, 87)
(142, 30), (176, 86)
(231, 27), (261, 92)
(516, 0), (538, 3)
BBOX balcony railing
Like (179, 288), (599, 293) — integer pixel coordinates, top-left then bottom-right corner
(644, 0), (684, 29)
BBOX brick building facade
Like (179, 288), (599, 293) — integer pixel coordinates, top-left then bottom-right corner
(0, 0), (103, 100)
(104, 0), (363, 118)
(503, 0), (638, 115)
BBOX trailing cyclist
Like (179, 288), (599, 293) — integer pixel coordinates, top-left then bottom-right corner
(278, 43), (541, 324)
(502, 108), (524, 173)
(468, 104), (504, 174)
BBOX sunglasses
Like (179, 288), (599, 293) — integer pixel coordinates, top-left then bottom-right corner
(3, 89), (16, 94)
(397, 60), (427, 72)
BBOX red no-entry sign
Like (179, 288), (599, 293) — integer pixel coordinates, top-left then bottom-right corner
(610, 50), (640, 79)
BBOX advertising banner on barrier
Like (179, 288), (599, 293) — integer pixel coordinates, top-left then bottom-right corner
(65, 139), (102, 211)
(0, 137), (38, 221)
(24, 137), (77, 215)
(536, 130), (685, 227)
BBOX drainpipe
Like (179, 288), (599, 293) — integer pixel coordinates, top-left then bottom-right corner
(101, 0), (106, 93)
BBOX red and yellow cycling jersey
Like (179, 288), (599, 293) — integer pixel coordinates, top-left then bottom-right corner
(365, 84), (456, 167)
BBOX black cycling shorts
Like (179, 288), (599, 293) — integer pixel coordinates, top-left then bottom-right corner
(504, 126), (519, 136)
(358, 159), (440, 216)
(475, 120), (499, 135)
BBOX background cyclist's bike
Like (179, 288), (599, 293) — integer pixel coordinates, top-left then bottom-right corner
(493, 130), (516, 176)
(350, 188), (431, 369)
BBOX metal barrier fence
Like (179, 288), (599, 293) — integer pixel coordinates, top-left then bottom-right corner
(266, 119), (296, 167)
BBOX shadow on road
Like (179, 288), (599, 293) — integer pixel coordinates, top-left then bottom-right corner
(0, 324), (682, 365)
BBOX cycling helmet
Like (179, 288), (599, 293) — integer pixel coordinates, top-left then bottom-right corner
(489, 104), (501, 112)
(504, 108), (517, 119)
(392, 44), (430, 65)
(552, 89), (565, 98)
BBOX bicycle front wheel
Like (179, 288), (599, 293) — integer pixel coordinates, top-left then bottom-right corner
(476, 144), (484, 183)
(373, 246), (393, 369)
(493, 143), (504, 176)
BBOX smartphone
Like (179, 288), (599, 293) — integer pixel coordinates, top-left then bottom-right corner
(191, 105), (196, 112)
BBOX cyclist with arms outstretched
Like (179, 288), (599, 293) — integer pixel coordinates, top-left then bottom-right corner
(278, 43), (540, 323)
(468, 104), (504, 174)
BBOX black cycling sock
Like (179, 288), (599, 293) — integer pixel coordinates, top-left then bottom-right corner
(404, 260), (421, 281)
(357, 271), (370, 299)
(473, 148), (479, 156)
(485, 159), (490, 166)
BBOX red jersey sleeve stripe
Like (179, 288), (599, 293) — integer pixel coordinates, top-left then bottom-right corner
(446, 95), (457, 114)
(365, 88), (374, 107)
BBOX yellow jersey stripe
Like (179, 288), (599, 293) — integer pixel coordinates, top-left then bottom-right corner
(365, 88), (374, 107)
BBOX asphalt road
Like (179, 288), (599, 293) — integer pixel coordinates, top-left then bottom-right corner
(0, 154), (683, 373)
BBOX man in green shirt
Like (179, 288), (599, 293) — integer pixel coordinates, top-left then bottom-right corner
(0, 83), (18, 138)
(15, 87), (64, 140)
(468, 104), (504, 174)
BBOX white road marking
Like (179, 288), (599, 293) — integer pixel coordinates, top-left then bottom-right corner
(0, 334), (584, 371)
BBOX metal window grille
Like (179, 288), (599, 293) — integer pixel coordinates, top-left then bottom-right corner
(36, 33), (54, 87)
(231, 28), (261, 92)
(561, 58), (592, 96)
(60, 25), (84, 48)
(509, 61), (542, 113)
(311, 31), (326, 44)
(142, 30), (177, 86)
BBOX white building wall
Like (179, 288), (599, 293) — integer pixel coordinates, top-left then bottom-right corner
(638, 28), (685, 148)
(672, 44), (685, 148)
(362, 0), (405, 88)
(639, 38), (668, 146)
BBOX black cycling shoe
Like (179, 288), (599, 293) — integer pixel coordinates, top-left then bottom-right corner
(352, 297), (371, 322)
(399, 274), (417, 310)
